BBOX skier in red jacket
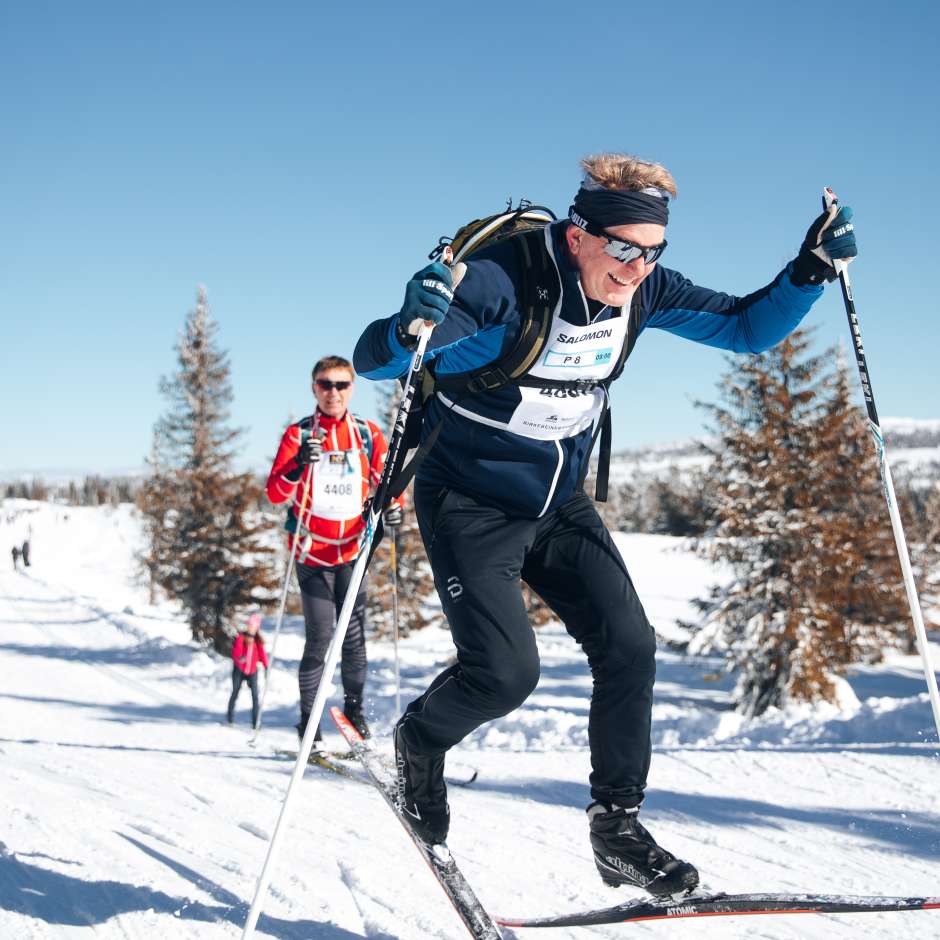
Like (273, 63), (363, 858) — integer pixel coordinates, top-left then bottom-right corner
(228, 613), (269, 727)
(265, 354), (402, 745)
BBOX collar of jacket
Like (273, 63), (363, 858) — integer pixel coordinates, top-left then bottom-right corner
(313, 409), (350, 430)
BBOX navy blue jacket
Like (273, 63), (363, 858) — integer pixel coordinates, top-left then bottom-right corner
(354, 222), (823, 518)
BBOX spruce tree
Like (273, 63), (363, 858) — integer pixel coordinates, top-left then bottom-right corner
(808, 347), (912, 673)
(142, 287), (279, 650)
(691, 330), (833, 714)
(692, 331), (914, 714)
(136, 430), (176, 605)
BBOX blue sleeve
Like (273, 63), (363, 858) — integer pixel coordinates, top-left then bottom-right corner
(353, 252), (520, 380)
(642, 262), (824, 353)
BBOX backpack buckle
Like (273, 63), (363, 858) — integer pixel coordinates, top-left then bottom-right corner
(467, 368), (510, 394)
(571, 378), (599, 392)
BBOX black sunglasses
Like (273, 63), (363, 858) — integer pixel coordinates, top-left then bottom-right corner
(570, 211), (667, 265)
(315, 379), (352, 391)
(596, 231), (667, 265)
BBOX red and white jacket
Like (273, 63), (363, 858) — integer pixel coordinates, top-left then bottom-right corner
(265, 409), (401, 568)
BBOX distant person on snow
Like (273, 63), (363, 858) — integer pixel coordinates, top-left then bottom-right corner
(353, 152), (857, 895)
(227, 613), (269, 728)
(265, 354), (403, 746)
(11, 546), (20, 570)
(21, 539), (30, 567)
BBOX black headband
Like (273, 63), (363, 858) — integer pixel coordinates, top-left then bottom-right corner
(570, 185), (670, 228)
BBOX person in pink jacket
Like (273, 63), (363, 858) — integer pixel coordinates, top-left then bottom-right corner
(227, 613), (269, 728)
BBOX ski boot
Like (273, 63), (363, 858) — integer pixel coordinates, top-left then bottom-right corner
(587, 802), (699, 897)
(394, 720), (450, 845)
(295, 712), (323, 748)
(343, 696), (371, 739)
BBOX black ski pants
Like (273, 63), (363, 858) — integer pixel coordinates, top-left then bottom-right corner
(403, 484), (657, 808)
(228, 667), (260, 726)
(295, 561), (368, 721)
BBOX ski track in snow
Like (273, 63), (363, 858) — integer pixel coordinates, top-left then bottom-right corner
(2, 501), (940, 938)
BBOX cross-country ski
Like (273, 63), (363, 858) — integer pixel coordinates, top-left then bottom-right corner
(497, 892), (940, 928)
(331, 706), (502, 939)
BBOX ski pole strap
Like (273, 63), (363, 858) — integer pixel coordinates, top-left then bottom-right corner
(595, 406), (612, 502)
(575, 396), (612, 502)
(388, 417), (445, 500)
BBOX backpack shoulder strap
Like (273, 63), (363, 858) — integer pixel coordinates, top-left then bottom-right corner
(576, 291), (643, 502)
(606, 289), (643, 384)
(295, 413), (316, 441)
(433, 228), (559, 395)
(351, 414), (374, 465)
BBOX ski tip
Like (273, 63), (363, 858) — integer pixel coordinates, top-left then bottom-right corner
(329, 705), (363, 744)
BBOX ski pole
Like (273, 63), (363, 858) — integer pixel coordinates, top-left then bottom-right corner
(390, 522), (401, 717)
(250, 417), (320, 740)
(824, 187), (940, 743)
(241, 316), (440, 940)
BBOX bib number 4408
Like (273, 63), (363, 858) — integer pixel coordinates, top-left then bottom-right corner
(323, 482), (354, 496)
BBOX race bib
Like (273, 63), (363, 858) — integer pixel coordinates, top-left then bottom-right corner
(505, 310), (628, 440)
(311, 452), (362, 520)
(506, 385), (607, 440)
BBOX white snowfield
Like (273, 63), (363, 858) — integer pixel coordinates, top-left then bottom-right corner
(2, 500), (939, 939)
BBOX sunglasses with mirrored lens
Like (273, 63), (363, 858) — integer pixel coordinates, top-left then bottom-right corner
(571, 211), (667, 265)
(597, 232), (667, 265)
(315, 379), (352, 391)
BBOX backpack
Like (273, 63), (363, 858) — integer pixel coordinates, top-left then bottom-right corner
(388, 200), (633, 504)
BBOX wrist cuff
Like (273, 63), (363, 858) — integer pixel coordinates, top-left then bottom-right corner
(395, 320), (419, 349)
(790, 248), (835, 287)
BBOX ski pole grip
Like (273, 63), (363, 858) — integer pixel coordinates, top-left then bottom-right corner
(821, 187), (849, 278)
(420, 244), (466, 329)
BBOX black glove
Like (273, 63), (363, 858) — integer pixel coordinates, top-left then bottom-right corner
(297, 433), (324, 467)
(791, 203), (857, 286)
(383, 505), (403, 528)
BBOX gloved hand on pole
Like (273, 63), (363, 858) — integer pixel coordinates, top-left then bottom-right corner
(296, 432), (325, 467)
(394, 259), (466, 347)
(790, 198), (857, 286)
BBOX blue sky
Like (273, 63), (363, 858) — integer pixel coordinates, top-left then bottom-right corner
(2, 1), (938, 476)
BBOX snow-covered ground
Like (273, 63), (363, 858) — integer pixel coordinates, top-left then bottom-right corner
(2, 500), (939, 939)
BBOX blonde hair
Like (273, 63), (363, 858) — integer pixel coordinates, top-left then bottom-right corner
(579, 153), (677, 198)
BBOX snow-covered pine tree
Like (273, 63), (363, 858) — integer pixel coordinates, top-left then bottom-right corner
(692, 330), (923, 714)
(144, 287), (279, 650)
(807, 346), (913, 673)
(648, 467), (713, 537)
(690, 330), (834, 715)
(136, 430), (176, 605)
(923, 485), (940, 614)
(259, 414), (305, 616)
(594, 476), (641, 532)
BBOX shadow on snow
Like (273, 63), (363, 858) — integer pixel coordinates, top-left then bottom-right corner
(0, 837), (380, 939)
